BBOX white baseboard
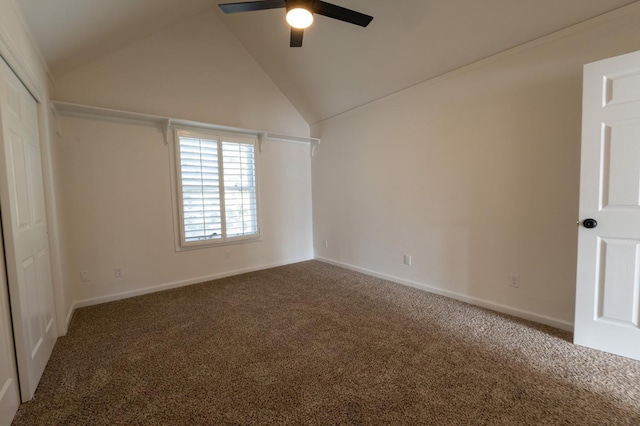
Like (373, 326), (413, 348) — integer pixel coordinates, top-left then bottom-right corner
(64, 302), (75, 331)
(315, 256), (574, 332)
(55, 301), (76, 337)
(74, 258), (313, 309)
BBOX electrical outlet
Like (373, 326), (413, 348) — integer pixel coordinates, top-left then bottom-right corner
(80, 271), (90, 283)
(225, 251), (231, 260)
(114, 267), (124, 278)
(404, 255), (412, 266)
(509, 273), (520, 288)
(323, 240), (329, 248)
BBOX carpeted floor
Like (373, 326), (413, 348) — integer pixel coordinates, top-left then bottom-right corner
(11, 260), (640, 425)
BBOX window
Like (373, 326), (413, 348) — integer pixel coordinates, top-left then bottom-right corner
(174, 129), (259, 248)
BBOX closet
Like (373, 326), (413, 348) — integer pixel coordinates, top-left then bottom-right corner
(0, 56), (56, 425)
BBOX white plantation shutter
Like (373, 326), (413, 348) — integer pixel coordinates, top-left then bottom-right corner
(176, 130), (259, 247)
(179, 136), (222, 242)
(222, 141), (258, 237)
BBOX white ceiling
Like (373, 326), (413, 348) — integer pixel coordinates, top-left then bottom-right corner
(17, 0), (639, 124)
(18, 0), (213, 77)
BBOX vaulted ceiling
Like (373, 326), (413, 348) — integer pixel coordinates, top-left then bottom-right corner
(18, 0), (639, 124)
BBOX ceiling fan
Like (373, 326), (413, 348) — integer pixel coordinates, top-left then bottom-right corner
(218, 0), (373, 47)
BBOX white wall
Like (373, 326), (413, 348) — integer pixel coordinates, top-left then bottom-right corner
(53, 10), (313, 305)
(311, 7), (640, 329)
(0, 0), (71, 334)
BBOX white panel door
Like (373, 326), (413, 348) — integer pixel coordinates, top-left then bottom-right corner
(0, 58), (57, 401)
(575, 49), (640, 360)
(0, 236), (19, 426)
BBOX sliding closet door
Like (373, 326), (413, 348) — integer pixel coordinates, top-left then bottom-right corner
(0, 57), (57, 401)
(0, 234), (19, 426)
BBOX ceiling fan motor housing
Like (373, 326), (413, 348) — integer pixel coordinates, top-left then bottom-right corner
(286, 0), (313, 12)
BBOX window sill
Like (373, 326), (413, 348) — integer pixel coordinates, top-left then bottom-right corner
(175, 236), (262, 253)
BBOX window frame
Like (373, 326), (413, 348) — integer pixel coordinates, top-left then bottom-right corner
(171, 127), (261, 251)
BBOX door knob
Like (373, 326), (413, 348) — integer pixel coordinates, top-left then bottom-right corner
(582, 218), (598, 229)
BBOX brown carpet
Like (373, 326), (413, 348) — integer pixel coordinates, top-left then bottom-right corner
(12, 260), (640, 425)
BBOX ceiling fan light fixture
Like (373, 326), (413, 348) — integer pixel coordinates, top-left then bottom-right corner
(286, 7), (313, 29)
(218, 0), (373, 47)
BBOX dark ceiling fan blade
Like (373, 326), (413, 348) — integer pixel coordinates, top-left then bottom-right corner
(290, 28), (304, 47)
(219, 0), (286, 14)
(311, 0), (373, 27)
